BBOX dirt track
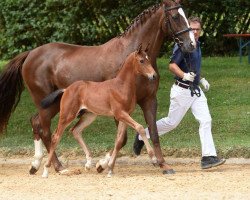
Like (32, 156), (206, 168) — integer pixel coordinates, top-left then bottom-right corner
(0, 156), (249, 200)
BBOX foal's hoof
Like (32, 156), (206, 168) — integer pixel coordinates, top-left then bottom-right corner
(107, 170), (113, 178)
(96, 165), (105, 173)
(96, 159), (108, 173)
(162, 169), (176, 175)
(29, 166), (38, 175)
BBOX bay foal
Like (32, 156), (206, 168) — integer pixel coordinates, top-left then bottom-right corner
(41, 48), (157, 178)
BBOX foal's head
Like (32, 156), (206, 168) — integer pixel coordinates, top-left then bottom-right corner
(163, 0), (196, 52)
(132, 46), (157, 81)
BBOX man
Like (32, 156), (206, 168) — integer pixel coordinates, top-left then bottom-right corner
(133, 16), (226, 169)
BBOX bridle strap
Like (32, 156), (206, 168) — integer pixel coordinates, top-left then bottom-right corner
(175, 27), (192, 37)
(164, 3), (192, 46)
(164, 5), (182, 11)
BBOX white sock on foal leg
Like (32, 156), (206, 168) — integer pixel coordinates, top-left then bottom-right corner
(85, 157), (92, 171)
(42, 165), (49, 178)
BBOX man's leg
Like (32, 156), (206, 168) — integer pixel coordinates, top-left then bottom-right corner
(134, 85), (193, 155)
(191, 90), (226, 169)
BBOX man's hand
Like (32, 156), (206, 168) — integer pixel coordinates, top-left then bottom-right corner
(182, 72), (196, 82)
(200, 78), (210, 91)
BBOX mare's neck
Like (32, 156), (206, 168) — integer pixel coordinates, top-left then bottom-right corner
(112, 5), (166, 69)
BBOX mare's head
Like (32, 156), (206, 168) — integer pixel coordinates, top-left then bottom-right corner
(131, 45), (157, 81)
(162, 0), (196, 52)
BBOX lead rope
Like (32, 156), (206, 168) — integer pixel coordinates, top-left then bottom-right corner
(183, 53), (201, 97)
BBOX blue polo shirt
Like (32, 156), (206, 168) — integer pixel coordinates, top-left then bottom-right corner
(170, 41), (201, 86)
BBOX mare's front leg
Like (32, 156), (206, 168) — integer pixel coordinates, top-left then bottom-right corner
(139, 97), (175, 174)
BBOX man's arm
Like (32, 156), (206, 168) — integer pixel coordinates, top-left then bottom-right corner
(169, 62), (196, 82)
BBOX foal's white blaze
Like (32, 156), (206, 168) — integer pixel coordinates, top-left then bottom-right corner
(32, 139), (43, 170)
(178, 8), (196, 47)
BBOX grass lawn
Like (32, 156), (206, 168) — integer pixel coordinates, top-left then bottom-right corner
(0, 56), (249, 158)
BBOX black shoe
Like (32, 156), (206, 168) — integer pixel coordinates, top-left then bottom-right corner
(201, 156), (226, 169)
(133, 133), (145, 156)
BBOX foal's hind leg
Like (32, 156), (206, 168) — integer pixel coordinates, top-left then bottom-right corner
(105, 121), (127, 177)
(70, 113), (97, 171)
(96, 119), (128, 173)
(42, 125), (68, 178)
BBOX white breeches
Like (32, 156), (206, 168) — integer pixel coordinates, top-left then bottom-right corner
(140, 84), (217, 157)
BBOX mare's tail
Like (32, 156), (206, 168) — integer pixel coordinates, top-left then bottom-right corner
(41, 89), (65, 109)
(0, 51), (30, 134)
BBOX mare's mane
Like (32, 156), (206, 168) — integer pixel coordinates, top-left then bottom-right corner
(118, 3), (162, 37)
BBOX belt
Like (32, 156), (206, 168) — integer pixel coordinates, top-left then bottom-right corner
(175, 81), (189, 89)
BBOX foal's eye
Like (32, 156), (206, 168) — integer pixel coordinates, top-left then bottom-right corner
(140, 59), (144, 63)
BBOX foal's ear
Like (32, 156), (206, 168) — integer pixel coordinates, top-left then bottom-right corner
(136, 43), (143, 54)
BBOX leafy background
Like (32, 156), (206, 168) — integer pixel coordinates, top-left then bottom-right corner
(0, 0), (249, 59)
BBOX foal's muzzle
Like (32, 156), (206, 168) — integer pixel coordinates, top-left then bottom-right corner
(148, 73), (157, 81)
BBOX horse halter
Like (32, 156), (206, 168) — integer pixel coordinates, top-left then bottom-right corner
(164, 3), (192, 46)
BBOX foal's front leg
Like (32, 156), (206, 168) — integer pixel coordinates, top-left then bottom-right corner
(117, 112), (156, 163)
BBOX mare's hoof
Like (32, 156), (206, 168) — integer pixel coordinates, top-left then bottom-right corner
(162, 169), (176, 175)
(55, 166), (66, 173)
(29, 166), (38, 175)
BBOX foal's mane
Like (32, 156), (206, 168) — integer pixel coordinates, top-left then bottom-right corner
(118, 3), (162, 37)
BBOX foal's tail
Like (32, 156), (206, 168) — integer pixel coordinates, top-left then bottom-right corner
(41, 89), (65, 109)
(0, 51), (30, 134)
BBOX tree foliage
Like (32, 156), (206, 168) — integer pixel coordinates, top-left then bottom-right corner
(0, 0), (249, 59)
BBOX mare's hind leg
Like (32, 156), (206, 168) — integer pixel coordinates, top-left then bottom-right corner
(29, 114), (44, 174)
(70, 113), (97, 171)
(29, 109), (64, 174)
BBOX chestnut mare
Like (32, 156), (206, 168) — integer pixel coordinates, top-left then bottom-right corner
(41, 48), (157, 178)
(0, 0), (195, 175)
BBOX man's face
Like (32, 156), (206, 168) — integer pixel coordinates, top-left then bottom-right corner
(190, 22), (201, 41)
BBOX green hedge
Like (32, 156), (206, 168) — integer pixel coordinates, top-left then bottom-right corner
(0, 0), (249, 59)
